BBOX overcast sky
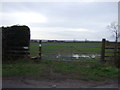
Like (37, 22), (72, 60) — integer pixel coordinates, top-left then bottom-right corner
(0, 1), (118, 41)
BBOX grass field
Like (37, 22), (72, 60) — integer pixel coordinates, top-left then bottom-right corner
(42, 42), (101, 52)
(3, 41), (119, 80)
(3, 59), (119, 80)
(30, 42), (39, 56)
(30, 42), (102, 53)
(30, 42), (102, 61)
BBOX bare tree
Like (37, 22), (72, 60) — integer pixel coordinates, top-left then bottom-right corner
(107, 21), (120, 68)
(107, 21), (120, 43)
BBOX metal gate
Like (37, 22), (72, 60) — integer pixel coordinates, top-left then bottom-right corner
(41, 41), (101, 62)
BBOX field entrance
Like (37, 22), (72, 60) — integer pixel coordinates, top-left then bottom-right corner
(30, 41), (39, 57)
(42, 41), (102, 62)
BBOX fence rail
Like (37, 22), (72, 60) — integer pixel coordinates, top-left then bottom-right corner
(31, 40), (102, 62)
(4, 46), (30, 59)
(101, 39), (120, 62)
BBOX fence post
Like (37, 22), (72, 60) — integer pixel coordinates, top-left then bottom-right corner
(101, 39), (106, 63)
(114, 41), (118, 67)
(39, 40), (42, 60)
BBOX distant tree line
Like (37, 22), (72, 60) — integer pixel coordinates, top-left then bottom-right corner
(30, 39), (102, 43)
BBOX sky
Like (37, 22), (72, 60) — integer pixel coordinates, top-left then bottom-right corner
(0, 1), (118, 41)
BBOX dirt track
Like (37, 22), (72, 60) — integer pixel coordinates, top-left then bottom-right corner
(2, 77), (119, 88)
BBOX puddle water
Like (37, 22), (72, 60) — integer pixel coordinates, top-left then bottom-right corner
(43, 53), (100, 61)
(72, 54), (79, 59)
(72, 54), (100, 59)
(56, 53), (100, 59)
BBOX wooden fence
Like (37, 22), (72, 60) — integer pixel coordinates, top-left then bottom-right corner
(5, 38), (119, 62)
(4, 46), (30, 60)
(101, 39), (120, 62)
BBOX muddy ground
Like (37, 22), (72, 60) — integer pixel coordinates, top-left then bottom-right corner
(2, 77), (119, 88)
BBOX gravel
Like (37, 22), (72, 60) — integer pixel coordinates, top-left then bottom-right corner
(2, 77), (119, 88)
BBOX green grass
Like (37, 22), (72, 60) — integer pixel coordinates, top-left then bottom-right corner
(30, 42), (39, 56)
(42, 42), (101, 53)
(3, 42), (119, 80)
(30, 42), (102, 61)
(3, 59), (119, 80)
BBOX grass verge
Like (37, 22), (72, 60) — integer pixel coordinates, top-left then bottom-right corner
(2, 58), (119, 81)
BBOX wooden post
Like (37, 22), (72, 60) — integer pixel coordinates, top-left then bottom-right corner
(39, 40), (42, 60)
(101, 39), (106, 63)
(114, 41), (118, 67)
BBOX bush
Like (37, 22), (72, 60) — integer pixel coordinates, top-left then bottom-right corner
(2, 25), (30, 61)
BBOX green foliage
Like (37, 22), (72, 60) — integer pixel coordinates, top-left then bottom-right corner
(2, 25), (30, 60)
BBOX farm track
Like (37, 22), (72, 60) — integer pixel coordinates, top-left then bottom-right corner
(2, 77), (119, 88)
